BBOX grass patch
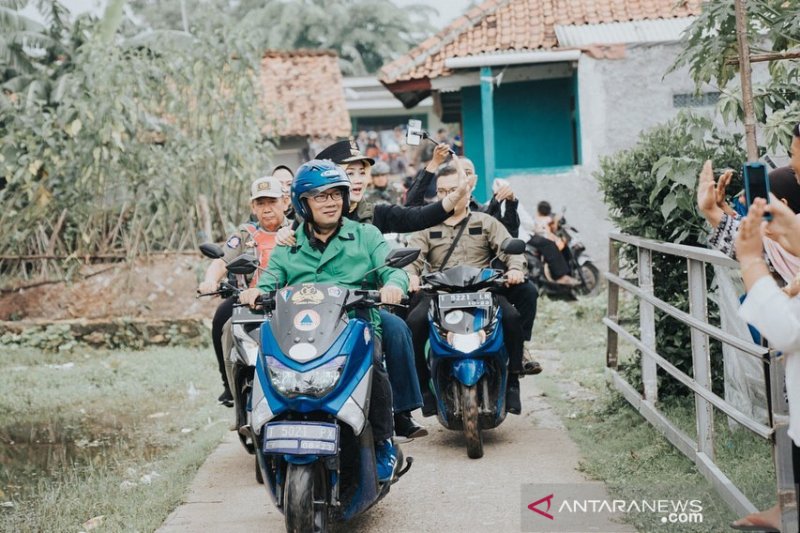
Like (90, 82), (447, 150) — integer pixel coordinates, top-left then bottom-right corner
(0, 345), (229, 532)
(532, 292), (776, 532)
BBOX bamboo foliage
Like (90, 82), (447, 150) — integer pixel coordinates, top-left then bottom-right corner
(0, 21), (272, 282)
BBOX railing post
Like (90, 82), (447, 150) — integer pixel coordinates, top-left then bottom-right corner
(606, 238), (619, 369)
(688, 258), (714, 459)
(771, 353), (799, 533)
(638, 247), (658, 402)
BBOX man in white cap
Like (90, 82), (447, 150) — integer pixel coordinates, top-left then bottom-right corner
(198, 176), (290, 406)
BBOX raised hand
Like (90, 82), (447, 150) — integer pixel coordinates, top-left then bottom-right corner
(697, 160), (724, 226)
(764, 193), (800, 256)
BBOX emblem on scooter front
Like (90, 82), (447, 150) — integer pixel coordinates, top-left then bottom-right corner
(291, 283), (325, 304)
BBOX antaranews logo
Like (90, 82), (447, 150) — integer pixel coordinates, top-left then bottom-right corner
(527, 494), (554, 520)
(521, 483), (705, 532)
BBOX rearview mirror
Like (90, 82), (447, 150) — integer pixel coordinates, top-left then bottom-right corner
(200, 243), (225, 259)
(385, 247), (420, 269)
(227, 254), (259, 275)
(501, 238), (526, 255)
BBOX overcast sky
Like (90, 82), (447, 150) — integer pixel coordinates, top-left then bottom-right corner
(24, 0), (475, 28)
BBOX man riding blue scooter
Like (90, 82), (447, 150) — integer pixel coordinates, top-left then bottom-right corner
(239, 159), (408, 483)
(404, 162), (539, 417)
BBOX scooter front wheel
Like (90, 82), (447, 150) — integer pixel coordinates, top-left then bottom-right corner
(461, 384), (484, 459)
(284, 462), (328, 533)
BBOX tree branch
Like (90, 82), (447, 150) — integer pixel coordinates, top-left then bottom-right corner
(725, 49), (800, 65)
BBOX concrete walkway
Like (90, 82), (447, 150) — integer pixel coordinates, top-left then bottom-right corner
(158, 378), (636, 532)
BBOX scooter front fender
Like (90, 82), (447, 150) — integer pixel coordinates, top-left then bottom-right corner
(451, 359), (486, 387)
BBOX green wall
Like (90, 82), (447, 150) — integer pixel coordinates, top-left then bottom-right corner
(461, 76), (577, 201)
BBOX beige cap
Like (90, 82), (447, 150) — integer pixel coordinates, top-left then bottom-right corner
(250, 176), (284, 200)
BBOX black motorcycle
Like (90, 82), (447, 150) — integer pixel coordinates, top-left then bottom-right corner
(525, 209), (600, 298)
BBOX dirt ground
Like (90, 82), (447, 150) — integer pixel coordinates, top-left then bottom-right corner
(0, 256), (218, 321)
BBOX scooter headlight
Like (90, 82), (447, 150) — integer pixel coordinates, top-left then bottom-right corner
(265, 356), (346, 398)
(445, 331), (486, 353)
(232, 324), (259, 366)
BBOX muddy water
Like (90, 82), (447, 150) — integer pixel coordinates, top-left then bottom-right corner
(0, 418), (160, 500)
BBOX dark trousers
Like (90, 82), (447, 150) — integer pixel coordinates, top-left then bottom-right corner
(380, 309), (423, 412)
(406, 286), (533, 391)
(369, 336), (394, 442)
(794, 441), (800, 495)
(496, 280), (538, 342)
(211, 297), (236, 388)
(528, 234), (570, 280)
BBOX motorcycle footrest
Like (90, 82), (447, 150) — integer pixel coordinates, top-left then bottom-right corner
(392, 456), (413, 484)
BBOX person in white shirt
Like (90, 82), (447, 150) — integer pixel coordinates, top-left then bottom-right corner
(732, 197), (800, 532)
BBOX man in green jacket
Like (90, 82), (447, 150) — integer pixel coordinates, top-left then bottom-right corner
(239, 159), (407, 483)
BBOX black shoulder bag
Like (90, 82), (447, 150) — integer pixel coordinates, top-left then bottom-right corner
(438, 214), (471, 272)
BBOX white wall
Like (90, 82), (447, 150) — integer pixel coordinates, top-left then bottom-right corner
(578, 42), (723, 173)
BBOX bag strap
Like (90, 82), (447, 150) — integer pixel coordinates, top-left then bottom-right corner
(439, 214), (471, 272)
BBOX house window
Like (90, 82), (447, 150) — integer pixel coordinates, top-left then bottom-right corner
(673, 92), (721, 108)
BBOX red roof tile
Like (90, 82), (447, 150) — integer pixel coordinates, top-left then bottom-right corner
(379, 0), (701, 84)
(259, 50), (351, 138)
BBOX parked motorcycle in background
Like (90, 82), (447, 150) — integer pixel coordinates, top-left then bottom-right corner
(525, 208), (600, 298)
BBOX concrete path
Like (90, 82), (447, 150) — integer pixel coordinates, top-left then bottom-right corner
(158, 378), (636, 533)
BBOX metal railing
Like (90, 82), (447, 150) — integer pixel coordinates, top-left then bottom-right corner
(605, 232), (797, 532)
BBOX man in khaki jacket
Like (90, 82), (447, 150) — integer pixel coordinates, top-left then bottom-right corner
(404, 163), (539, 416)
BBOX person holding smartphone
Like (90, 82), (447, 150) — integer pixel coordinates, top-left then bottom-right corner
(698, 160), (800, 286)
(730, 198), (800, 532)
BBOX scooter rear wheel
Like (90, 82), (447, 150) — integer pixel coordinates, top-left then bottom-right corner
(284, 462), (328, 533)
(461, 384), (484, 459)
(575, 262), (600, 296)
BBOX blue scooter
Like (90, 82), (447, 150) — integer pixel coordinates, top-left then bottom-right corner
(419, 239), (526, 459)
(243, 248), (418, 533)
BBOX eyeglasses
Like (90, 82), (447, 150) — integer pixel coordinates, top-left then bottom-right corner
(436, 187), (459, 196)
(310, 190), (343, 204)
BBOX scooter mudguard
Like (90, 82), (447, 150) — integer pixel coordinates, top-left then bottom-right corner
(342, 426), (380, 521)
(451, 359), (485, 387)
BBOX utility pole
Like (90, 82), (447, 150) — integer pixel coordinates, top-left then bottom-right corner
(180, 0), (189, 33)
(734, 0), (758, 162)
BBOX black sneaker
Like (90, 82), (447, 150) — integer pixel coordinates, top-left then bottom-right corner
(521, 350), (543, 375)
(218, 388), (234, 408)
(394, 411), (429, 439)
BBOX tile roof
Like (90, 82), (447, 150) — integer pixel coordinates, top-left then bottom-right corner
(379, 0), (701, 85)
(259, 50), (351, 138)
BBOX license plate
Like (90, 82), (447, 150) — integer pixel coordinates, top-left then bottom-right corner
(263, 422), (339, 456)
(438, 292), (492, 309)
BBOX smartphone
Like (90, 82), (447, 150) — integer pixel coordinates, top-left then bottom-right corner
(743, 161), (772, 220)
(406, 119), (422, 146)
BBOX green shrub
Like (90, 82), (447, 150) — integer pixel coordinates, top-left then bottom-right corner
(595, 112), (744, 398)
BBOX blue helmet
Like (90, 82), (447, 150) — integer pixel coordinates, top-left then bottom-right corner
(291, 159), (351, 221)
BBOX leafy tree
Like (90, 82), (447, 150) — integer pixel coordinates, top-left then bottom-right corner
(129, 0), (437, 75)
(672, 0), (800, 151)
(0, 0), (76, 107)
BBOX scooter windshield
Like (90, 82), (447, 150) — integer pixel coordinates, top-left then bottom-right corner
(270, 283), (349, 360)
(425, 265), (498, 289)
